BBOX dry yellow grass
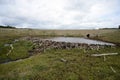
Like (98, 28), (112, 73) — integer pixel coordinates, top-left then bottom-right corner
(0, 28), (116, 37)
(43, 29), (115, 36)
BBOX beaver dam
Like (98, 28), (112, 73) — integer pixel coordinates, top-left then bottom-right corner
(25, 37), (115, 55)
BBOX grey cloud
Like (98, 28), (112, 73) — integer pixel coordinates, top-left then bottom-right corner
(0, 0), (120, 29)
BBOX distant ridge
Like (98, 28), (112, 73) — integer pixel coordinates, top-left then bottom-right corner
(0, 25), (16, 29)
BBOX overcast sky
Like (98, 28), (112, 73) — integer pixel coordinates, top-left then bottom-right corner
(0, 0), (120, 29)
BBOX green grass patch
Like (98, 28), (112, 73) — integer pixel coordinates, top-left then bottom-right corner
(0, 40), (33, 63)
(0, 47), (120, 80)
(8, 40), (33, 60)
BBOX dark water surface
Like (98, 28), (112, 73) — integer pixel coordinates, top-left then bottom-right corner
(45, 37), (114, 45)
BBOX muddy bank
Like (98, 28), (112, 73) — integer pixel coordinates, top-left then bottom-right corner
(0, 56), (30, 64)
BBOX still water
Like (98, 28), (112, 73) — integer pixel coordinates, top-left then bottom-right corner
(46, 37), (114, 45)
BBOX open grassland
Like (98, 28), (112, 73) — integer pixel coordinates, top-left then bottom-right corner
(0, 28), (120, 80)
(0, 47), (120, 80)
(0, 28), (117, 48)
(91, 30), (120, 44)
(0, 28), (117, 38)
(0, 28), (119, 45)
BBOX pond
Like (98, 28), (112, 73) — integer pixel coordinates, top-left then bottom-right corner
(45, 37), (114, 45)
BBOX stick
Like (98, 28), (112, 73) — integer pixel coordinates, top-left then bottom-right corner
(110, 66), (116, 73)
(103, 55), (106, 61)
(91, 53), (118, 57)
(6, 44), (13, 56)
(60, 58), (67, 62)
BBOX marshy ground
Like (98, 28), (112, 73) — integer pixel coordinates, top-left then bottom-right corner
(0, 28), (120, 80)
